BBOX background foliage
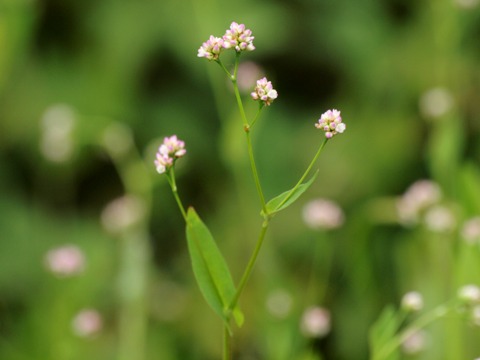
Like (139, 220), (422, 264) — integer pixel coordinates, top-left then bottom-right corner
(1, 0), (480, 359)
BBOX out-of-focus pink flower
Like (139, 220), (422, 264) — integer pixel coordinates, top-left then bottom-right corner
(461, 217), (480, 244)
(250, 77), (278, 106)
(300, 306), (331, 338)
(424, 205), (455, 233)
(72, 309), (103, 337)
(302, 198), (344, 230)
(236, 61), (263, 92)
(223, 22), (255, 52)
(396, 180), (442, 225)
(402, 330), (427, 355)
(101, 195), (146, 235)
(315, 109), (345, 138)
(45, 245), (85, 277)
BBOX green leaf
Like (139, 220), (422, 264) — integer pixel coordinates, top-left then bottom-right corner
(185, 208), (243, 327)
(262, 170), (319, 216)
(369, 305), (402, 360)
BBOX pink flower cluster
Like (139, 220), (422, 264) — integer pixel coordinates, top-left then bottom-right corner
(45, 245), (85, 277)
(197, 22), (255, 60)
(223, 22), (255, 52)
(155, 135), (186, 174)
(197, 36), (225, 61)
(315, 109), (346, 138)
(251, 77), (278, 106)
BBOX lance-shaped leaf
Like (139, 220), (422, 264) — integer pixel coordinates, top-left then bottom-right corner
(186, 208), (243, 327)
(262, 170), (319, 216)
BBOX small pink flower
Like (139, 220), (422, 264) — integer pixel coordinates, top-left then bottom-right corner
(251, 77), (278, 106)
(72, 309), (103, 337)
(154, 135), (186, 174)
(302, 198), (344, 230)
(300, 306), (331, 338)
(315, 109), (345, 138)
(45, 245), (85, 277)
(197, 36), (225, 61)
(223, 22), (255, 52)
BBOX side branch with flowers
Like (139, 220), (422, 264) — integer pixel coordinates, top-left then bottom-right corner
(154, 21), (346, 359)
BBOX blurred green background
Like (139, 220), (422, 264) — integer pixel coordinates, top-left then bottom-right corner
(1, 0), (480, 359)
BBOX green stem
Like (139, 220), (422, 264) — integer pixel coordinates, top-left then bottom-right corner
(225, 53), (267, 212)
(245, 131), (267, 212)
(167, 167), (187, 221)
(228, 219), (270, 312)
(249, 105), (263, 130)
(276, 137), (328, 211)
(223, 324), (231, 360)
(231, 54), (249, 127)
(375, 301), (457, 360)
(216, 59), (233, 80)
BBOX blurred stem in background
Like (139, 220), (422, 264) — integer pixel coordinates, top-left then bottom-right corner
(424, 2), (465, 357)
(101, 123), (152, 360)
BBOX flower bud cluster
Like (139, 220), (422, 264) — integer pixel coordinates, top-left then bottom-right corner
(315, 109), (346, 138)
(155, 135), (186, 174)
(197, 22), (255, 60)
(197, 36), (225, 61)
(250, 77), (278, 106)
(223, 22), (255, 52)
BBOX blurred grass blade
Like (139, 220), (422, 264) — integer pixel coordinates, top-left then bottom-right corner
(186, 208), (243, 327)
(262, 170), (319, 216)
(369, 305), (402, 360)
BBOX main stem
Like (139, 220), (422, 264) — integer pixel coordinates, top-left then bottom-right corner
(223, 324), (231, 360)
(228, 53), (267, 213)
(228, 219), (269, 312)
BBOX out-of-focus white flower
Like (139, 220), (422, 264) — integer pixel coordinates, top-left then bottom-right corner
(315, 109), (346, 139)
(419, 87), (454, 119)
(396, 180), (442, 225)
(101, 195), (146, 235)
(265, 289), (293, 319)
(461, 217), (480, 244)
(300, 306), (331, 338)
(454, 0), (479, 8)
(458, 285), (480, 305)
(401, 330), (427, 355)
(302, 198), (344, 230)
(471, 305), (480, 326)
(45, 245), (85, 277)
(424, 205), (456, 232)
(401, 291), (424, 312)
(102, 122), (134, 158)
(39, 104), (76, 163)
(72, 309), (102, 337)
